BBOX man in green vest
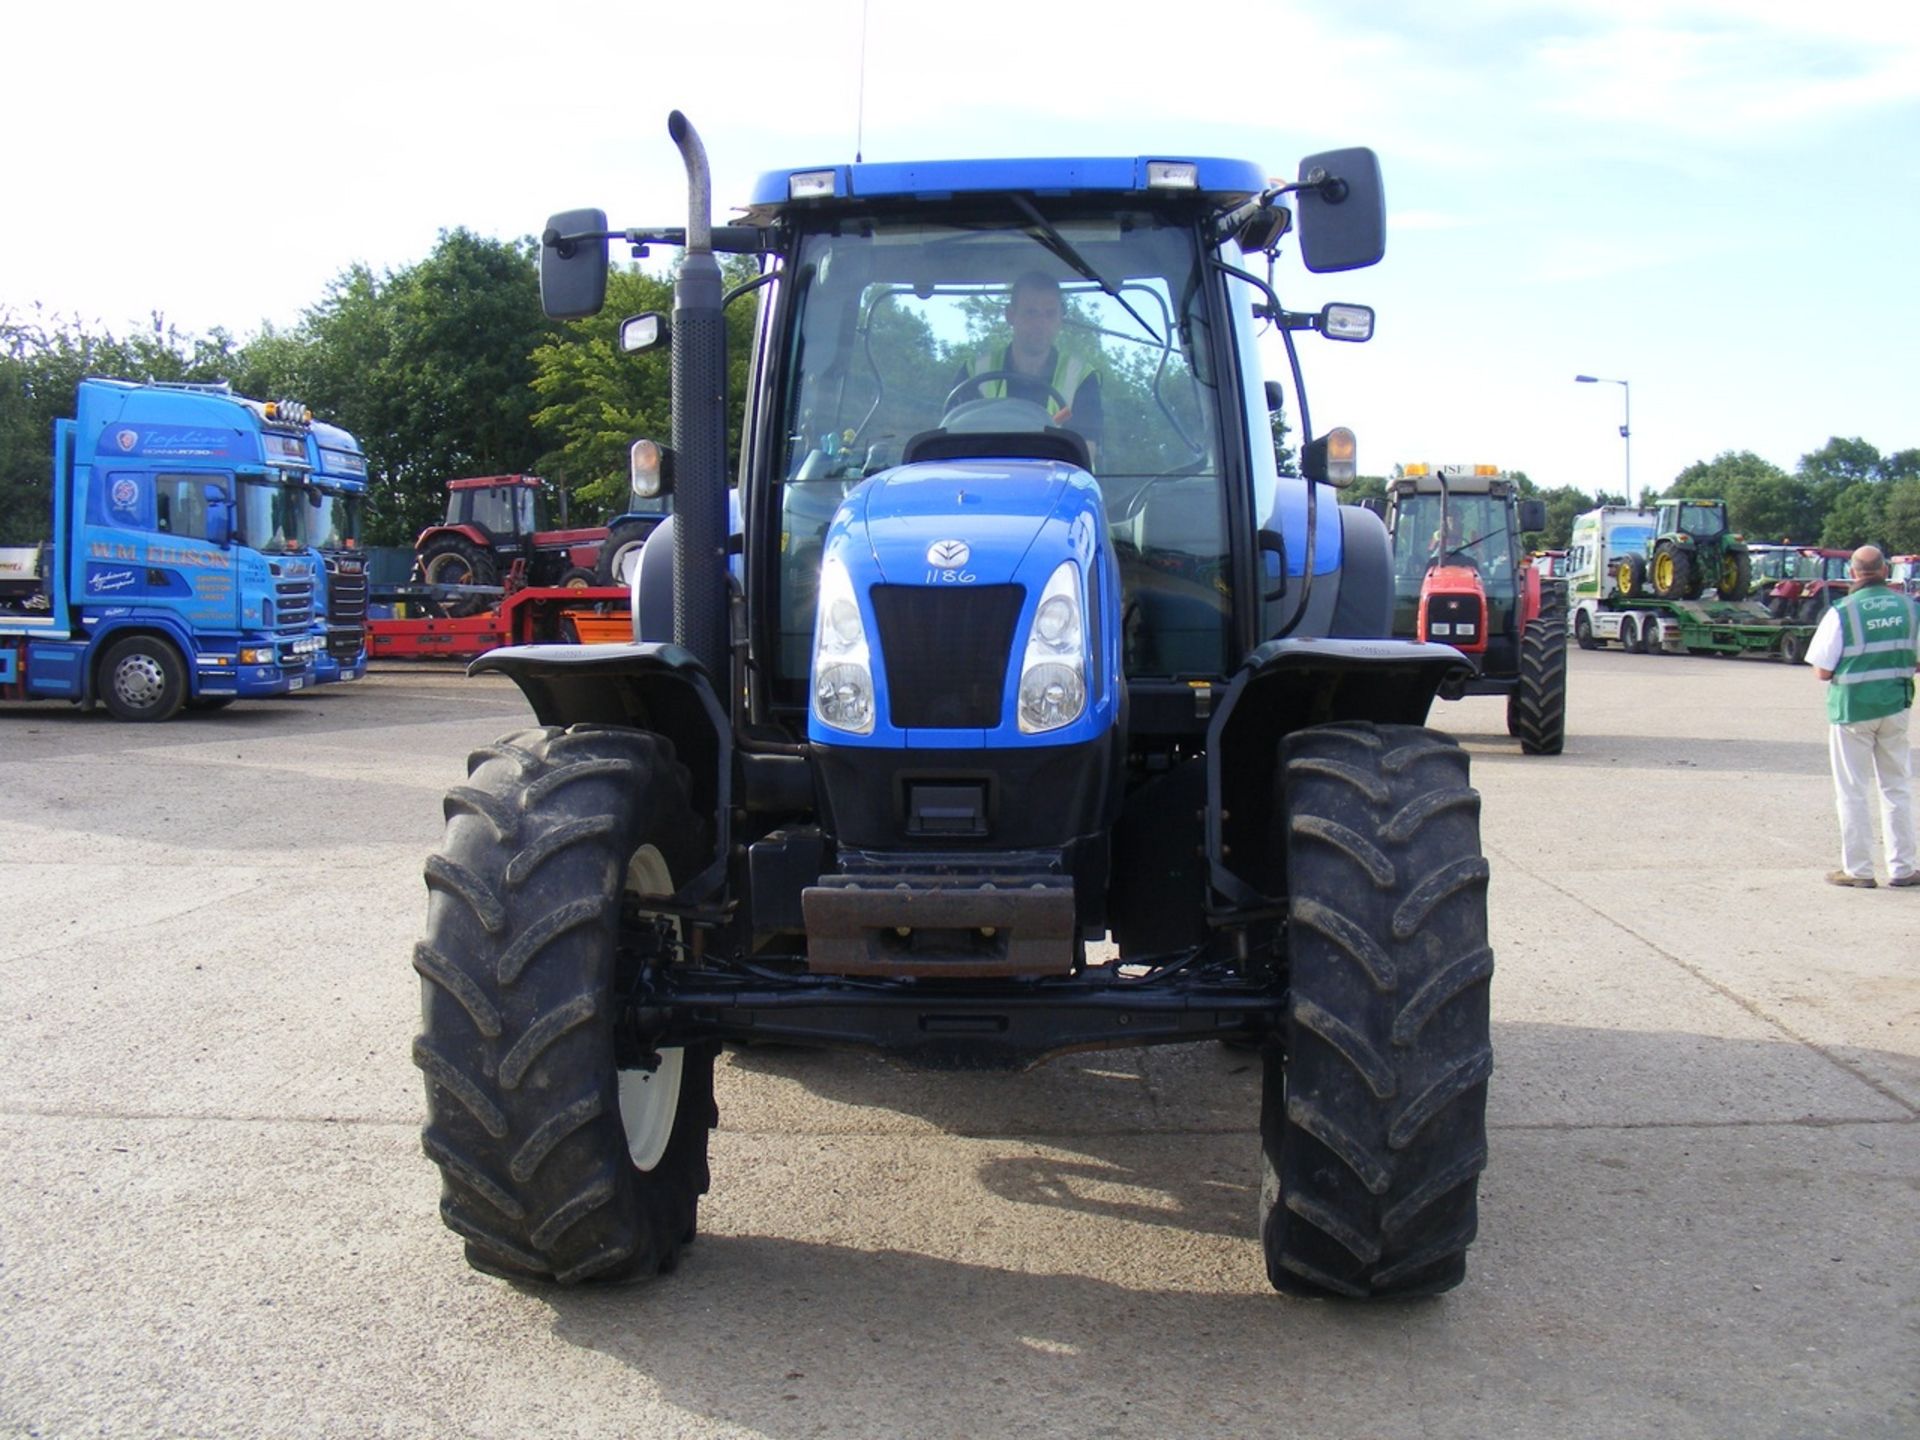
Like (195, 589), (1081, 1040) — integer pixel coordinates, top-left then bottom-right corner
(954, 272), (1104, 463)
(1809, 545), (1919, 887)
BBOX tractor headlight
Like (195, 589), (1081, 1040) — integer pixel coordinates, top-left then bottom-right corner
(810, 556), (874, 734)
(1017, 561), (1087, 734)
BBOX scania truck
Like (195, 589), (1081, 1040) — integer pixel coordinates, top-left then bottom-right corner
(0, 378), (328, 720)
(307, 418), (371, 683)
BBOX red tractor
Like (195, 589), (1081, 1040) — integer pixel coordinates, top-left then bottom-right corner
(412, 475), (609, 615)
(1759, 546), (1852, 623)
(1384, 464), (1565, 754)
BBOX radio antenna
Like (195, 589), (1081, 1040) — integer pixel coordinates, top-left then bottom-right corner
(855, 0), (870, 162)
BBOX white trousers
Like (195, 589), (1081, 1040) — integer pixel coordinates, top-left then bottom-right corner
(1830, 706), (1917, 880)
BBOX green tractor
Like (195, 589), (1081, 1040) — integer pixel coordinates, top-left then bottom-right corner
(1616, 497), (1750, 602)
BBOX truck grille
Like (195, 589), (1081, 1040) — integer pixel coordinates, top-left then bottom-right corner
(871, 584), (1025, 730)
(275, 578), (315, 631)
(325, 561), (368, 623)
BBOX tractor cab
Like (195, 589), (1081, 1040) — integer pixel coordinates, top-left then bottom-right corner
(1386, 465), (1542, 675)
(443, 475), (552, 544)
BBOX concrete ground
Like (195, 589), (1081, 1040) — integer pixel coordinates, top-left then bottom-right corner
(0, 648), (1914, 1439)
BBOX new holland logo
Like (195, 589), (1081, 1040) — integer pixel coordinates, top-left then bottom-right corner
(927, 539), (970, 568)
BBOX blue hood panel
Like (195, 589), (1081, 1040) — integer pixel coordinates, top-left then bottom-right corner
(858, 459), (1076, 584)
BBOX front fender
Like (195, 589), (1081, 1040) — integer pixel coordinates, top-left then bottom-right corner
(472, 641), (732, 899)
(1204, 637), (1473, 907)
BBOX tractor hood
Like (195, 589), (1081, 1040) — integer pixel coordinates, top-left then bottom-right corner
(852, 458), (1081, 583)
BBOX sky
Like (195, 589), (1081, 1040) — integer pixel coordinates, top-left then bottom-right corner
(5, 0), (1917, 502)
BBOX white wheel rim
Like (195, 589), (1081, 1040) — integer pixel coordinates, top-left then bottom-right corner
(618, 844), (683, 1172)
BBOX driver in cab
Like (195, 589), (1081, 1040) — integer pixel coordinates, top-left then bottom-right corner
(956, 271), (1104, 463)
(1429, 510), (1476, 566)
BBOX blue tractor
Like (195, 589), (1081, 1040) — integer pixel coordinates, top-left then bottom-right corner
(414, 115), (1492, 1298)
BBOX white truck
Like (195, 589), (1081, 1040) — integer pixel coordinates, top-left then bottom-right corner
(1565, 506), (1816, 661)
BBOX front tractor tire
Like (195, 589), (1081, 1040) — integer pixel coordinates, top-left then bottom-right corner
(414, 725), (717, 1284)
(1509, 618), (1567, 754)
(595, 519), (659, 588)
(1719, 550), (1751, 602)
(1261, 724), (1493, 1298)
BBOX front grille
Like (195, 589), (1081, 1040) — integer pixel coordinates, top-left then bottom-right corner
(871, 584), (1026, 730)
(325, 562), (368, 623)
(1424, 591), (1483, 643)
(327, 627), (365, 660)
(275, 579), (315, 631)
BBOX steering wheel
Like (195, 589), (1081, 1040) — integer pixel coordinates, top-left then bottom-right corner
(942, 369), (1069, 418)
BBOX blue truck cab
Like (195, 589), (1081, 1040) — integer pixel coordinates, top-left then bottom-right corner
(0, 378), (328, 721)
(306, 418), (371, 683)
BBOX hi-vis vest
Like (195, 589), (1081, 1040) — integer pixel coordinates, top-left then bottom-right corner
(967, 346), (1093, 423)
(1828, 584), (1919, 724)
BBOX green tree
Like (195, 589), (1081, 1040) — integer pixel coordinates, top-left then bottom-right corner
(1822, 482), (1887, 549)
(529, 255), (760, 515)
(239, 230), (554, 545)
(1669, 451), (1814, 542)
(1799, 436), (1884, 485)
(1881, 478), (1920, 555)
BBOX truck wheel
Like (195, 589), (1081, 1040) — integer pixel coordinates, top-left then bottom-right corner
(1262, 723), (1493, 1298)
(1573, 611), (1597, 651)
(559, 566), (597, 589)
(419, 536), (499, 617)
(1617, 554), (1646, 598)
(1780, 630), (1808, 665)
(415, 724), (717, 1284)
(595, 519), (659, 587)
(1618, 615), (1642, 653)
(1719, 551), (1751, 601)
(1512, 618), (1567, 754)
(98, 635), (187, 722)
(1643, 618), (1664, 653)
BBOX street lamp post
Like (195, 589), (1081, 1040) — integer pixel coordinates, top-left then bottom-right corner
(1574, 374), (1631, 506)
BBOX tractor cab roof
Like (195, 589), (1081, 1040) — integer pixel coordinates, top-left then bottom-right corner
(745, 155), (1269, 221)
(1390, 464), (1516, 497)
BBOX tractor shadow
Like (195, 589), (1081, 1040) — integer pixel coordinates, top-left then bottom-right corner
(527, 1022), (1920, 1440)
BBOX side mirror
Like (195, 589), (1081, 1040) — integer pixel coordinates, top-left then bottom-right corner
(1519, 499), (1548, 532)
(1301, 427), (1358, 488)
(1263, 379), (1284, 413)
(1295, 148), (1386, 274)
(540, 208), (611, 319)
(620, 312), (669, 353)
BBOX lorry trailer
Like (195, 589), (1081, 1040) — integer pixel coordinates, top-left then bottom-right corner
(1565, 505), (1813, 661)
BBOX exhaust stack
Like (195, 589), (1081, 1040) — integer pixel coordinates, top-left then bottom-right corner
(667, 110), (729, 685)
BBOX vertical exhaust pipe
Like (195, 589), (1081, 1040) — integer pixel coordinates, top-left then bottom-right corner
(667, 110), (729, 686)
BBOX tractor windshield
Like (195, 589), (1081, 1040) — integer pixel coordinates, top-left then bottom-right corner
(771, 210), (1226, 684)
(1389, 492), (1519, 618)
(1677, 503), (1725, 538)
(455, 484), (539, 537)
